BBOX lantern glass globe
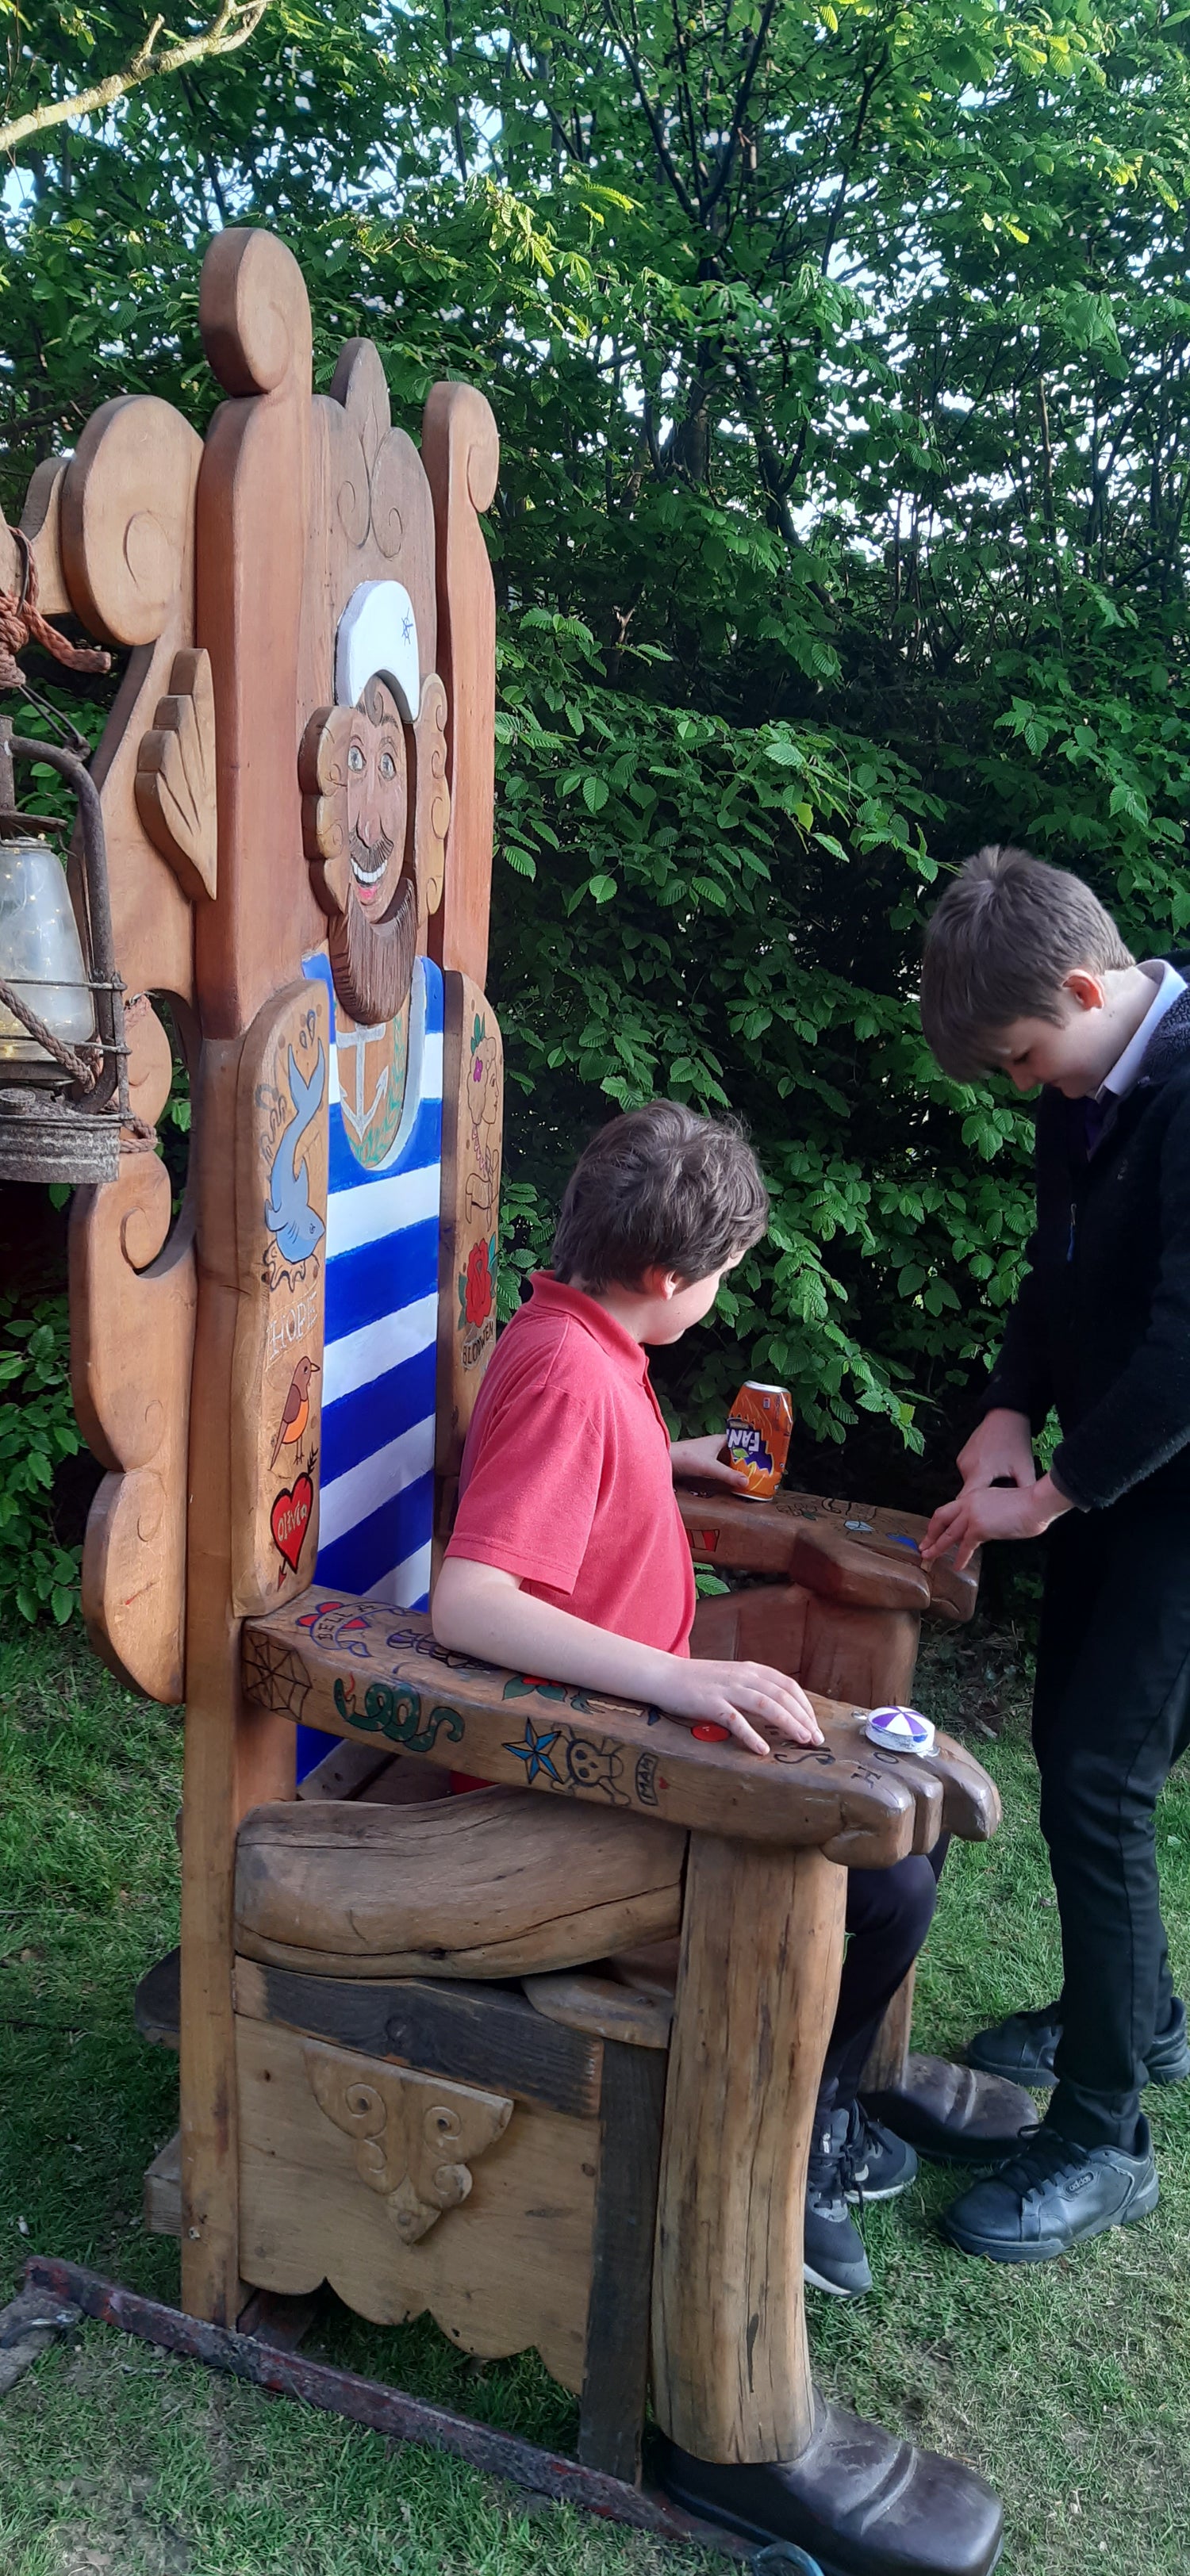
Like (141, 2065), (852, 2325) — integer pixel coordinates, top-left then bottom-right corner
(0, 835), (95, 1079)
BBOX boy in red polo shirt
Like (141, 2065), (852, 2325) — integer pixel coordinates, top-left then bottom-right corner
(434, 1102), (940, 2306)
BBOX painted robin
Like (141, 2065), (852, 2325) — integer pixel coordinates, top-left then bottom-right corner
(269, 1355), (319, 1471)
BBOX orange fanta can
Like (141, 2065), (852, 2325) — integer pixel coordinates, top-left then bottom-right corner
(724, 1382), (794, 1500)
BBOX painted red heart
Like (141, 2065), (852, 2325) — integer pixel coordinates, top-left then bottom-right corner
(271, 1473), (313, 1581)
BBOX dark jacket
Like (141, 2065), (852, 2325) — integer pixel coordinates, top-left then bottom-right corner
(984, 969), (1190, 1512)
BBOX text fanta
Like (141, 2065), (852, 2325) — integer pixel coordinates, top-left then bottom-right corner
(724, 1382), (793, 1501)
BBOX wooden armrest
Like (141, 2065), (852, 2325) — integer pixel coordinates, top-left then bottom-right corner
(676, 1486), (979, 1624)
(241, 1593), (944, 1868)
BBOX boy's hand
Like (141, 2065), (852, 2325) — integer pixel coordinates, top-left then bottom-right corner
(660, 1657), (824, 1758)
(670, 1433), (750, 1490)
(921, 1472), (1073, 1571)
(954, 1408), (1037, 1493)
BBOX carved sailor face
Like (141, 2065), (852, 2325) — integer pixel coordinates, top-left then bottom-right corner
(342, 683), (406, 914)
(300, 675), (416, 1029)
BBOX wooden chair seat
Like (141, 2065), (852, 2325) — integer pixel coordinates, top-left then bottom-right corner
(234, 1785), (688, 1979)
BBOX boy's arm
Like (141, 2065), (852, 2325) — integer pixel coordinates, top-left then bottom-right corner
(967, 1094), (1065, 1456)
(1043, 1088), (1190, 1511)
(432, 1557), (823, 1758)
(978, 1259), (1054, 1432)
(927, 1089), (1190, 1557)
(670, 1432), (750, 1489)
(921, 1470), (1071, 1570)
(954, 1408), (1037, 1492)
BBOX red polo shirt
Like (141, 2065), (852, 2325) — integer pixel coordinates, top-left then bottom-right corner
(447, 1271), (695, 1655)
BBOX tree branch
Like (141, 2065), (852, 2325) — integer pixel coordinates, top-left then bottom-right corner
(601, 0), (697, 222)
(0, 1), (271, 156)
(701, 0), (779, 221)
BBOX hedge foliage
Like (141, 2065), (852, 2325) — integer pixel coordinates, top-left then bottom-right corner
(4, 1), (1190, 1545)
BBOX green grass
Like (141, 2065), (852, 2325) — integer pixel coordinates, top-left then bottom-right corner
(2, 1619), (1189, 2574)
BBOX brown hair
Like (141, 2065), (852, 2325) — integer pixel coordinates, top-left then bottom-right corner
(551, 1102), (769, 1292)
(919, 844), (1134, 1079)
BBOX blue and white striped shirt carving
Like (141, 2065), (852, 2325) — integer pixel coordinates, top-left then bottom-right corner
(301, 949), (443, 1617)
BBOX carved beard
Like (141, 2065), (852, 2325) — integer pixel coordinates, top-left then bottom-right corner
(328, 867), (418, 1030)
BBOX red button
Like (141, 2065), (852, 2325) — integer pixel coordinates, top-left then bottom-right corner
(691, 1721), (730, 1742)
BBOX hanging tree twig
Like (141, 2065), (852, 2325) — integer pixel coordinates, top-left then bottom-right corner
(0, 0), (271, 156)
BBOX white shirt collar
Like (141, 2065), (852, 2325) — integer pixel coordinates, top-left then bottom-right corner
(1098, 959), (1187, 1102)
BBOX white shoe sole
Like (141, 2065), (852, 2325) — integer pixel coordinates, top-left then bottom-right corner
(803, 2260), (871, 2298)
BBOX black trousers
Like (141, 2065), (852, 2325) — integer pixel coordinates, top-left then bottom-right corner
(1035, 1500), (1190, 2150)
(816, 1840), (948, 2119)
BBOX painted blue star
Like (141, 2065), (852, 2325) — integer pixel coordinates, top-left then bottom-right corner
(503, 1719), (561, 1783)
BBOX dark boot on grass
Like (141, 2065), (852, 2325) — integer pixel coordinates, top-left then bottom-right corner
(654, 2395), (1004, 2576)
(966, 1995), (1188, 2090)
(861, 2054), (1035, 2167)
(942, 2114), (1159, 2264)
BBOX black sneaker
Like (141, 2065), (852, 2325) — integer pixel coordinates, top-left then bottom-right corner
(942, 2116), (1158, 2264)
(838, 2097), (918, 2202)
(804, 2111), (872, 2298)
(967, 1995), (1189, 2089)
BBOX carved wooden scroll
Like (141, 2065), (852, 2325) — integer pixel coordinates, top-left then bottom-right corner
(0, 462), (72, 613)
(230, 979), (330, 1616)
(422, 385), (499, 990)
(437, 972), (503, 1477)
(61, 393), (205, 1004)
(303, 2039), (512, 2242)
(3, 375), (210, 1708)
(69, 998), (196, 1701)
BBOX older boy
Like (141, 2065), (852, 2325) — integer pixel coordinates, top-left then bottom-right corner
(919, 844), (1190, 2266)
(435, 1099), (938, 2302)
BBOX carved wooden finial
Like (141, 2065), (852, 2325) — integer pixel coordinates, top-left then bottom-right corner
(199, 227), (311, 400)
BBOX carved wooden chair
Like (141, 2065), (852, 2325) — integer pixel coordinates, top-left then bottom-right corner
(7, 227), (1006, 2574)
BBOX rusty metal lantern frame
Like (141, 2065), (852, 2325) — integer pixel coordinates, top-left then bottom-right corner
(0, 711), (130, 1183)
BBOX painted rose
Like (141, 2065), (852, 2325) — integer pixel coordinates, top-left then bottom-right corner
(464, 1236), (493, 1328)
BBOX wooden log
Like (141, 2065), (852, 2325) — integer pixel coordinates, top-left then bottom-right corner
(578, 2037), (667, 2485)
(240, 1595), (922, 1866)
(144, 2131), (182, 2238)
(233, 1787), (686, 1978)
(233, 1956), (603, 2119)
(296, 1741), (393, 1801)
(652, 1834), (846, 2464)
(522, 1971), (673, 2052)
(860, 1964), (916, 2095)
